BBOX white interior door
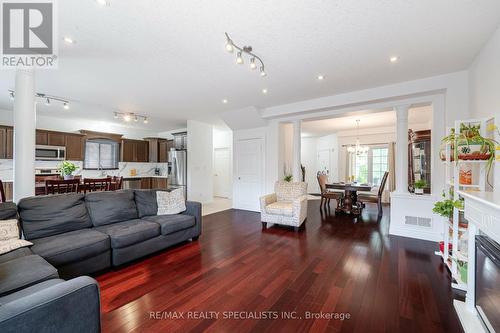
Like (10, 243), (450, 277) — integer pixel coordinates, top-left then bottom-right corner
(213, 148), (231, 198)
(234, 138), (263, 211)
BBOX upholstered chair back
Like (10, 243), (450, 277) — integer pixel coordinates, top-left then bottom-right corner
(274, 181), (307, 201)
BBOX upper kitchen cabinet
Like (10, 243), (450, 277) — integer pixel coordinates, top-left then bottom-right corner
(36, 130), (48, 145)
(0, 126), (13, 159)
(48, 132), (66, 146)
(37, 129), (86, 160)
(36, 130), (66, 147)
(65, 134), (85, 161)
(144, 138), (169, 162)
(121, 139), (149, 163)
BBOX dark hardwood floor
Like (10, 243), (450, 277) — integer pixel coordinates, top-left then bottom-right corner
(97, 200), (464, 333)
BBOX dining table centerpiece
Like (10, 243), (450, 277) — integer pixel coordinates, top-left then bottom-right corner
(59, 161), (78, 180)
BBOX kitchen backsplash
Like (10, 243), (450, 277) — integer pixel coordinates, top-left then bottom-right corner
(0, 160), (169, 182)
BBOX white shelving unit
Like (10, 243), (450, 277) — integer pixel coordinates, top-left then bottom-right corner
(436, 118), (494, 292)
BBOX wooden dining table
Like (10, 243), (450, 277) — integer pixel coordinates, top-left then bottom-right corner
(326, 182), (373, 215)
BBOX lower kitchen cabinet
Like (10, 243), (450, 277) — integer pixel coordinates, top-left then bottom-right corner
(2, 181), (13, 202)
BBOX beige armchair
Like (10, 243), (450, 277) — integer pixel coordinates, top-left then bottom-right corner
(260, 181), (308, 231)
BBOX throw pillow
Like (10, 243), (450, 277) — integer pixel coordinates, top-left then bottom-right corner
(0, 219), (32, 255)
(0, 219), (21, 241)
(157, 189), (186, 215)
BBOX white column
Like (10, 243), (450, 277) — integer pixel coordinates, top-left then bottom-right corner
(13, 69), (36, 202)
(292, 120), (301, 182)
(395, 105), (410, 193)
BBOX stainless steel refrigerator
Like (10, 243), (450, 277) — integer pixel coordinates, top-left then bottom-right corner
(168, 149), (187, 198)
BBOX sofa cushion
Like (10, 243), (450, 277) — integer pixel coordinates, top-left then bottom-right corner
(134, 190), (158, 218)
(143, 214), (195, 235)
(266, 201), (294, 217)
(95, 219), (160, 248)
(0, 247), (32, 264)
(18, 193), (92, 240)
(157, 189), (186, 215)
(0, 254), (58, 296)
(30, 229), (110, 267)
(0, 279), (64, 305)
(85, 190), (139, 226)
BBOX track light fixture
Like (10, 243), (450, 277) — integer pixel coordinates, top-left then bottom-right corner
(8, 89), (70, 110)
(225, 32), (266, 77)
(113, 111), (149, 125)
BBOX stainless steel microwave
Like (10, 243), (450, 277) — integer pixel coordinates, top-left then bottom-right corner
(35, 145), (66, 161)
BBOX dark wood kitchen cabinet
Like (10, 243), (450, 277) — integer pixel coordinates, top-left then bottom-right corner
(121, 139), (149, 163)
(47, 132), (66, 146)
(36, 130), (48, 145)
(144, 138), (169, 163)
(5, 127), (13, 159)
(0, 126), (12, 159)
(65, 134), (85, 161)
(151, 177), (168, 189)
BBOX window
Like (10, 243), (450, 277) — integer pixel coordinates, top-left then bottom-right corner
(353, 146), (388, 185)
(84, 139), (119, 170)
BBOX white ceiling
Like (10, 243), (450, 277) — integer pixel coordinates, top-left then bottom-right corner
(0, 0), (499, 132)
(301, 106), (432, 137)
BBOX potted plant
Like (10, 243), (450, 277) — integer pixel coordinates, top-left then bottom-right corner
(283, 174), (293, 182)
(413, 179), (426, 195)
(59, 161), (78, 180)
(432, 192), (463, 221)
(441, 123), (498, 184)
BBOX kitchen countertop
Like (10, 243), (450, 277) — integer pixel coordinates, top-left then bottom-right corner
(121, 175), (168, 179)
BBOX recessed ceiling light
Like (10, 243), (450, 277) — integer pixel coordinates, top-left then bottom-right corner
(222, 99), (228, 104)
(317, 75), (325, 80)
(390, 56), (399, 63)
(95, 0), (109, 6)
(63, 37), (75, 44)
(262, 88), (268, 94)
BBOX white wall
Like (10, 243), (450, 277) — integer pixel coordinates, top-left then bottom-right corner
(187, 120), (213, 203)
(469, 24), (500, 189)
(279, 123), (293, 178)
(213, 128), (233, 198)
(316, 134), (339, 182)
(301, 137), (319, 193)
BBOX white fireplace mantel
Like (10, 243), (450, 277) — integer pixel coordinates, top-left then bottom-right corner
(455, 190), (500, 333)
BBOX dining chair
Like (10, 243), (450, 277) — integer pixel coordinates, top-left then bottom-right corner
(83, 177), (112, 193)
(111, 176), (123, 190)
(45, 179), (80, 195)
(0, 180), (6, 203)
(317, 172), (343, 209)
(357, 171), (389, 216)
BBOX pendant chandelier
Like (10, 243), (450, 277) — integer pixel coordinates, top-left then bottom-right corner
(347, 120), (369, 155)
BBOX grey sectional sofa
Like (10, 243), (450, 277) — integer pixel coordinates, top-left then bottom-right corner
(0, 189), (202, 333)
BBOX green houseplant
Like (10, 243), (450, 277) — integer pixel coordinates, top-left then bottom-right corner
(59, 161), (78, 180)
(432, 192), (463, 220)
(441, 123), (498, 186)
(413, 179), (426, 195)
(283, 174), (293, 182)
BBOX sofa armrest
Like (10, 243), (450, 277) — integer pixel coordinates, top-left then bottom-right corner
(0, 276), (101, 333)
(293, 195), (308, 220)
(182, 201), (202, 236)
(260, 193), (277, 211)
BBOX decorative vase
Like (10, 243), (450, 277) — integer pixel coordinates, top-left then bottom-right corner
(63, 174), (74, 180)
